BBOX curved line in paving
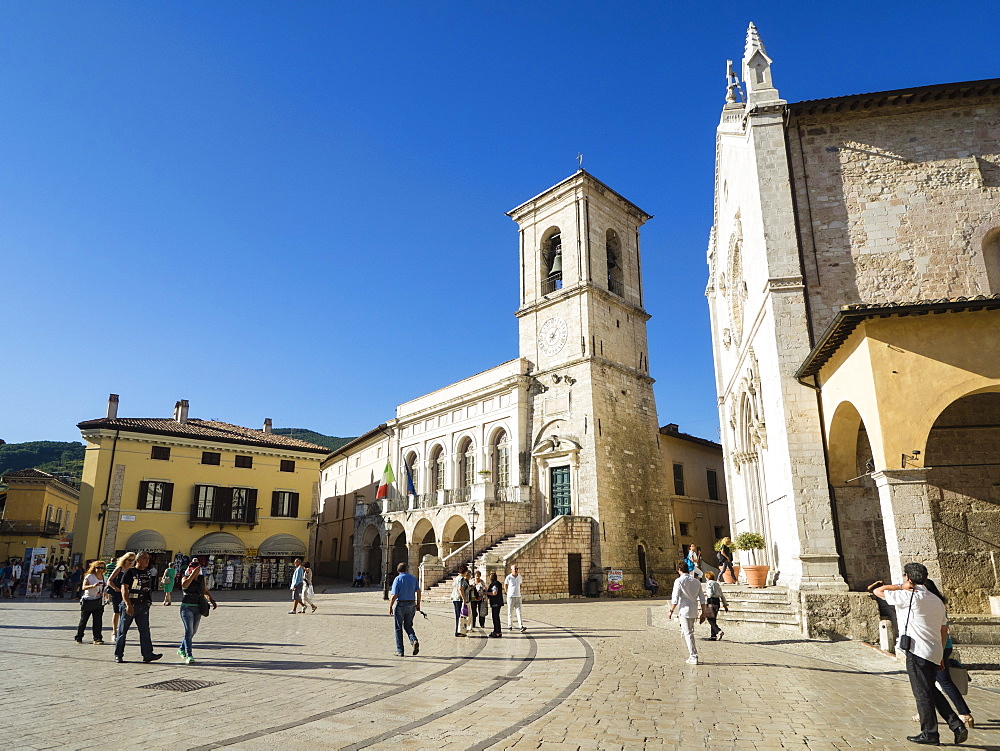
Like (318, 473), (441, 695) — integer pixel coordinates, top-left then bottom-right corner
(468, 628), (595, 751)
(340, 635), (541, 750)
(191, 624), (489, 750)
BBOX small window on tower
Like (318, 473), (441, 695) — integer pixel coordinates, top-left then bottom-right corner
(542, 229), (563, 294)
(606, 228), (623, 297)
(679, 522), (690, 537)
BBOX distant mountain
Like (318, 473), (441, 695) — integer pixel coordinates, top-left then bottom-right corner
(0, 441), (85, 486)
(271, 428), (355, 452)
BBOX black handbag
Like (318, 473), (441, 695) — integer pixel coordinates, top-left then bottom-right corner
(198, 598), (210, 617)
(898, 589), (915, 652)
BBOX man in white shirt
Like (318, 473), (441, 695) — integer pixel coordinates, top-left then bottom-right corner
(11, 562), (22, 597)
(503, 564), (525, 632)
(668, 559), (708, 665)
(874, 562), (968, 746)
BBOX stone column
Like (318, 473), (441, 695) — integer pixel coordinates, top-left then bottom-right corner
(872, 469), (939, 584)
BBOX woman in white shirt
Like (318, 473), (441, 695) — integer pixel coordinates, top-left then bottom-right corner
(74, 560), (107, 645)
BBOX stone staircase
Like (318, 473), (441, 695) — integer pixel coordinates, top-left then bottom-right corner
(716, 584), (801, 632)
(947, 614), (1000, 689)
(424, 533), (535, 602)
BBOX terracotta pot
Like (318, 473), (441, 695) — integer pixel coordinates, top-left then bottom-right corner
(724, 565), (740, 584)
(743, 564), (769, 588)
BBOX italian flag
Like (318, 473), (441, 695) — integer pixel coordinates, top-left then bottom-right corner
(376, 460), (395, 499)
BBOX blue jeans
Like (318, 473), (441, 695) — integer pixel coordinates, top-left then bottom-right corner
(394, 602), (417, 654)
(115, 600), (153, 659)
(180, 604), (202, 657)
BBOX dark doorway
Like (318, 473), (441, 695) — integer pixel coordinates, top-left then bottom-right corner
(637, 545), (647, 577)
(551, 466), (571, 516)
(568, 553), (583, 595)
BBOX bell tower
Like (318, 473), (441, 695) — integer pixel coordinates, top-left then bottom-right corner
(507, 170), (674, 591)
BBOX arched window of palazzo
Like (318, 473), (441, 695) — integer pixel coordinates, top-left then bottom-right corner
(404, 451), (419, 495)
(491, 429), (510, 489)
(606, 228), (623, 297)
(542, 227), (563, 294)
(457, 437), (476, 487)
(430, 445), (446, 491)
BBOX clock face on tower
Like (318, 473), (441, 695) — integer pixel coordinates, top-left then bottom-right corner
(538, 316), (569, 356)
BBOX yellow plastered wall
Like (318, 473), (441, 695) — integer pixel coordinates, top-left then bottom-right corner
(820, 312), (1000, 476)
(76, 431), (323, 561)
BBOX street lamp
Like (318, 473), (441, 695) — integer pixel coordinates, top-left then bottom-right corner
(469, 504), (479, 575)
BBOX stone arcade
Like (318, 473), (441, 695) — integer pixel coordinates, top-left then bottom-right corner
(708, 24), (1000, 636)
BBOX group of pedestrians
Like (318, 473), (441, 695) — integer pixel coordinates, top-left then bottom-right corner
(387, 562), (527, 655)
(287, 558), (318, 613)
(667, 559), (729, 664)
(71, 550), (217, 665)
(1, 558), (86, 598)
(449, 563), (525, 638)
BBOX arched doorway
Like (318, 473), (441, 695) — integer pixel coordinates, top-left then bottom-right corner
(925, 390), (1000, 612)
(413, 519), (437, 561)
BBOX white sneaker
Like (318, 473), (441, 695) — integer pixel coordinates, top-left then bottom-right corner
(685, 656), (699, 665)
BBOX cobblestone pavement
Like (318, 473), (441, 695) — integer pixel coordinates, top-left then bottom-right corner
(1, 585), (999, 750)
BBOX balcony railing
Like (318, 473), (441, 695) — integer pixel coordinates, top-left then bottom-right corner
(416, 493), (437, 509)
(188, 503), (259, 527)
(451, 486), (472, 504)
(0, 519), (63, 537)
(355, 502), (382, 518)
(387, 496), (408, 513)
(542, 273), (562, 295)
(608, 277), (624, 297)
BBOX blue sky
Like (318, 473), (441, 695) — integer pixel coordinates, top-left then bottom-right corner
(3, 1), (998, 444)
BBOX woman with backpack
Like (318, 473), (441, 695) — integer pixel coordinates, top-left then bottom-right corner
(178, 559), (217, 664)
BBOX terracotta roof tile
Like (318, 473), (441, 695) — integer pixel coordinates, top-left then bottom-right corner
(76, 418), (330, 454)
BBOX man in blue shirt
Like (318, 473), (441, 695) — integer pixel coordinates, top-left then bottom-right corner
(288, 559), (305, 614)
(388, 562), (421, 656)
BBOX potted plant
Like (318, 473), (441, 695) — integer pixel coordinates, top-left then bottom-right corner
(734, 531), (768, 588)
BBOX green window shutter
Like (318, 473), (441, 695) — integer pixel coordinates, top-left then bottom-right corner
(271, 491), (280, 517)
(137, 480), (150, 510)
(289, 493), (300, 518)
(162, 483), (174, 511)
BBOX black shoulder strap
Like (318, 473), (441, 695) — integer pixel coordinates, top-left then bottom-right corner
(902, 588), (916, 635)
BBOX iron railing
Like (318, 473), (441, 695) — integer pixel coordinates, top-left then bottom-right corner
(452, 486), (472, 504)
(542, 273), (562, 294)
(416, 493), (437, 509)
(188, 503), (259, 527)
(0, 519), (63, 537)
(608, 277), (624, 297)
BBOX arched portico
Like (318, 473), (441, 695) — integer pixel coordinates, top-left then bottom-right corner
(826, 400), (890, 590)
(442, 515), (470, 558)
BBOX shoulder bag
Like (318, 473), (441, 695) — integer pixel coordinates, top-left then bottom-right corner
(898, 589), (915, 652)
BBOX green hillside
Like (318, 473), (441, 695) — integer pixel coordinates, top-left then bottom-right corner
(271, 428), (355, 451)
(0, 441), (85, 485)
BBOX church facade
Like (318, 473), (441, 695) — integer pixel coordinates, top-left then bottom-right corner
(322, 171), (714, 596)
(708, 24), (1000, 624)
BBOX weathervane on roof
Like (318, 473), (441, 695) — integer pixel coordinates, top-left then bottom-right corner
(577, 152), (584, 170)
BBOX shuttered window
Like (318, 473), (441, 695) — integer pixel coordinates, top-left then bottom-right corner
(138, 481), (174, 510)
(271, 491), (300, 518)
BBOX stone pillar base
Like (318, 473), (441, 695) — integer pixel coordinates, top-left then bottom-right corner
(419, 556), (444, 591)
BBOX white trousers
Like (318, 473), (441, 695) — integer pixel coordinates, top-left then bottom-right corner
(678, 616), (698, 659)
(506, 596), (523, 628)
